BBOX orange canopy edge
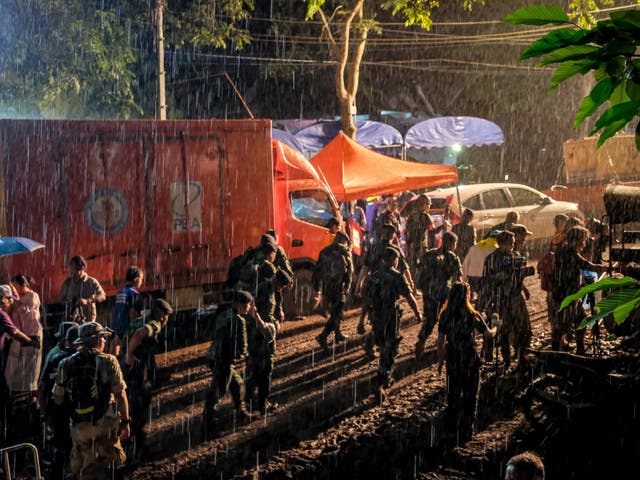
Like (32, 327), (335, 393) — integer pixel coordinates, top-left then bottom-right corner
(309, 132), (458, 202)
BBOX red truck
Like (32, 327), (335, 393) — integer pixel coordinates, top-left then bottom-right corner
(0, 119), (340, 321)
(546, 135), (640, 220)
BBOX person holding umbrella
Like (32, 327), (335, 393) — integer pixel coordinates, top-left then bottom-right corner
(0, 284), (40, 444)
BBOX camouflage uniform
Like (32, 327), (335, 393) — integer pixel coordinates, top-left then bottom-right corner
(483, 249), (531, 368)
(204, 306), (248, 421)
(245, 262), (278, 413)
(364, 264), (412, 388)
(53, 350), (127, 480)
(313, 240), (353, 344)
(273, 245), (293, 320)
(405, 210), (433, 275)
(452, 221), (476, 261)
(416, 247), (462, 341)
(121, 316), (164, 457)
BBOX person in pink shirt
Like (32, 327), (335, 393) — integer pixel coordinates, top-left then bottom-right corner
(5, 274), (43, 397)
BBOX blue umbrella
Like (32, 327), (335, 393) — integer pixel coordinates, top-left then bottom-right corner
(0, 237), (45, 257)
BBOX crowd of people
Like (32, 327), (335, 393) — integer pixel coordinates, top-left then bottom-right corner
(1, 190), (610, 478)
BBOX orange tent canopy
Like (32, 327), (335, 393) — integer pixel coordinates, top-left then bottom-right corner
(309, 132), (458, 201)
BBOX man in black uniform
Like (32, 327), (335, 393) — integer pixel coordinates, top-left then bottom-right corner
(483, 230), (531, 370)
(245, 265), (291, 415)
(364, 247), (422, 403)
(415, 231), (463, 359)
(38, 325), (79, 480)
(203, 290), (250, 436)
(122, 298), (173, 461)
(313, 231), (354, 350)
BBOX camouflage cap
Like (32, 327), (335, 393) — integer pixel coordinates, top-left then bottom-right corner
(73, 322), (112, 345)
(55, 321), (79, 339)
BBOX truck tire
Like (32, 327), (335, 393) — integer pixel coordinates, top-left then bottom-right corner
(283, 266), (316, 319)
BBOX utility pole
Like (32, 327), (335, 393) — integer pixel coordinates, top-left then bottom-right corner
(156, 0), (166, 120)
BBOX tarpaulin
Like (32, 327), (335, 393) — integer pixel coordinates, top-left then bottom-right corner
(309, 132), (458, 202)
(295, 120), (403, 155)
(405, 116), (504, 149)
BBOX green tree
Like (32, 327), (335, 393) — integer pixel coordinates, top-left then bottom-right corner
(0, 0), (253, 118)
(304, 0), (486, 138)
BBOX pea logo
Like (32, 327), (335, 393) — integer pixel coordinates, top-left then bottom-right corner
(84, 188), (130, 235)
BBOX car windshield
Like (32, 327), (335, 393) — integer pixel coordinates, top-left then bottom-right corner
(290, 190), (335, 227)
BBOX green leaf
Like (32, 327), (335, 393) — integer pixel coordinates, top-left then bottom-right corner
(503, 5), (570, 26)
(610, 81), (631, 105)
(550, 60), (599, 88)
(574, 78), (613, 126)
(626, 81), (640, 102)
(539, 45), (601, 66)
(593, 101), (640, 132)
(636, 123), (640, 150)
(559, 276), (639, 310)
(610, 10), (640, 31)
(519, 28), (586, 61)
(613, 295), (640, 325)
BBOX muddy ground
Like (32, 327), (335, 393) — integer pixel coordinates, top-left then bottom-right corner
(7, 273), (639, 479)
(121, 273), (638, 480)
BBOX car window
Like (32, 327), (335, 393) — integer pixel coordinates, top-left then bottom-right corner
(480, 189), (510, 210)
(463, 194), (482, 211)
(510, 187), (544, 207)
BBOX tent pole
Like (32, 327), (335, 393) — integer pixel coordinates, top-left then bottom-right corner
(455, 167), (463, 219)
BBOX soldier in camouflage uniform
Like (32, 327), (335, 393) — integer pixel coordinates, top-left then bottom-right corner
(357, 223), (415, 355)
(405, 194), (448, 278)
(245, 263), (291, 415)
(122, 298), (173, 461)
(415, 231), (463, 359)
(313, 231), (354, 350)
(364, 247), (422, 403)
(203, 290), (250, 435)
(265, 230), (294, 321)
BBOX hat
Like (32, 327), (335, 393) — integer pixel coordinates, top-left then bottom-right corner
(334, 231), (350, 244)
(510, 224), (533, 236)
(74, 322), (112, 345)
(65, 326), (79, 344)
(261, 240), (277, 254)
(0, 284), (18, 301)
(496, 230), (515, 244)
(232, 290), (254, 304)
(152, 298), (173, 315)
(55, 321), (79, 339)
(70, 255), (87, 269)
(275, 269), (292, 286)
(260, 234), (277, 247)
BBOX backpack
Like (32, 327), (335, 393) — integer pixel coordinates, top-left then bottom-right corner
(226, 247), (259, 292)
(66, 351), (111, 424)
(537, 250), (555, 292)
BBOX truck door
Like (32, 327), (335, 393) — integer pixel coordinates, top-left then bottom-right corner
(149, 127), (225, 288)
(60, 128), (147, 292)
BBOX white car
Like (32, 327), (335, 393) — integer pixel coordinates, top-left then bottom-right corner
(427, 183), (585, 248)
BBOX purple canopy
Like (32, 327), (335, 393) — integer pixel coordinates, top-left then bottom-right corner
(405, 116), (504, 149)
(272, 128), (308, 156)
(294, 120), (403, 155)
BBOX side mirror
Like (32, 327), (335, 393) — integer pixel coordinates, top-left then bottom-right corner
(541, 197), (552, 206)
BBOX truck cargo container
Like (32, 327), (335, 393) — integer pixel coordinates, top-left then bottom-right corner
(546, 135), (640, 219)
(0, 119), (340, 324)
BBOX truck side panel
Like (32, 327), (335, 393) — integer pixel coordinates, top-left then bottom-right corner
(0, 119), (274, 306)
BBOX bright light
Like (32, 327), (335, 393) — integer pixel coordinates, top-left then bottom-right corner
(451, 143), (462, 152)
